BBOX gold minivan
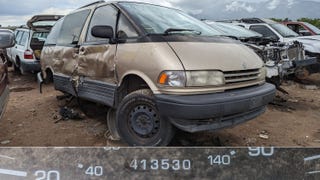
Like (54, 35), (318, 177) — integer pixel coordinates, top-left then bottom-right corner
(38, 1), (276, 146)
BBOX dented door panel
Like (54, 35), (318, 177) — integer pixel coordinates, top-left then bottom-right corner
(76, 44), (117, 106)
(51, 46), (80, 76)
(77, 44), (117, 82)
(47, 43), (118, 106)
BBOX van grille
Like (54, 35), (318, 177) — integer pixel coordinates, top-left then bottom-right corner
(224, 69), (260, 84)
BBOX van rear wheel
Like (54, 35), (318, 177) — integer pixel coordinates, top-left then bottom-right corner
(116, 89), (174, 146)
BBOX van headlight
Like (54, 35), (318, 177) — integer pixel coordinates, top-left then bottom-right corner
(186, 71), (224, 87)
(259, 67), (267, 81)
(158, 71), (225, 87)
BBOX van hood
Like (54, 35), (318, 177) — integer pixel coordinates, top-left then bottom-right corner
(168, 41), (263, 71)
(27, 15), (63, 31)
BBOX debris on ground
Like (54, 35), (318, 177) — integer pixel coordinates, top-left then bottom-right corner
(259, 134), (269, 140)
(259, 130), (269, 140)
(270, 94), (297, 112)
(300, 84), (319, 90)
(1, 140), (11, 145)
(57, 107), (85, 122)
(9, 86), (35, 92)
(245, 137), (257, 146)
(288, 99), (299, 103)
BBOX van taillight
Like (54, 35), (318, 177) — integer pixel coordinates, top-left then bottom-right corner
(24, 50), (34, 59)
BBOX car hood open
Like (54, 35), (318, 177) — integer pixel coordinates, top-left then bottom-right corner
(27, 15), (64, 31)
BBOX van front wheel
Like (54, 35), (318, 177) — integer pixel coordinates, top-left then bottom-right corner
(116, 89), (174, 146)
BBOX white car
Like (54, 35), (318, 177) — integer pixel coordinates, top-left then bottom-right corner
(230, 18), (320, 60)
(6, 15), (63, 74)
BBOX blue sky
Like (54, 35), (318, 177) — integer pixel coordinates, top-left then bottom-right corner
(0, 0), (319, 26)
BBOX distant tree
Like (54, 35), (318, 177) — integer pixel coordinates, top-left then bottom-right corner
(270, 18), (283, 22)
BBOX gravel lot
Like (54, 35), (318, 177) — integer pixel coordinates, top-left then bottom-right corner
(0, 68), (320, 147)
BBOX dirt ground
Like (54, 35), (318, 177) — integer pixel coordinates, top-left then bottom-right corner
(0, 68), (319, 147)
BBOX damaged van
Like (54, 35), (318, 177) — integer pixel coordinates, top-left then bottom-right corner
(38, 1), (276, 146)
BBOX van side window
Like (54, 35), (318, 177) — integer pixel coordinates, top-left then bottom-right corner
(250, 25), (278, 40)
(117, 13), (138, 39)
(19, 32), (29, 46)
(86, 5), (118, 42)
(57, 10), (90, 46)
(46, 19), (63, 45)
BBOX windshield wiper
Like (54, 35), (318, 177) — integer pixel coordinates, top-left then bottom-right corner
(164, 28), (202, 35)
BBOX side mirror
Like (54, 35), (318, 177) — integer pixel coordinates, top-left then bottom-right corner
(91, 25), (114, 39)
(0, 30), (15, 49)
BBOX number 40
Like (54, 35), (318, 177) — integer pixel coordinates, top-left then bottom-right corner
(85, 166), (103, 177)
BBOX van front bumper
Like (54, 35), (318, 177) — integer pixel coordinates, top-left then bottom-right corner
(155, 83), (276, 133)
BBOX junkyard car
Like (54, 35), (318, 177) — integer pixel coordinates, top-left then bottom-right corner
(283, 21), (320, 36)
(6, 15), (63, 74)
(0, 29), (15, 119)
(206, 21), (315, 86)
(39, 1), (276, 146)
(229, 18), (320, 62)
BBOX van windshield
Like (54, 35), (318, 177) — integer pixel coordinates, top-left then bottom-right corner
(119, 2), (222, 36)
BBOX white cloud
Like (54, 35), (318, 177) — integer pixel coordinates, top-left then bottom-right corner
(39, 7), (73, 16)
(288, 0), (296, 7)
(225, 1), (256, 13)
(267, 0), (280, 10)
(0, 15), (30, 27)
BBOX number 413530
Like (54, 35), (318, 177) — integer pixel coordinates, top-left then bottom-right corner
(129, 159), (192, 171)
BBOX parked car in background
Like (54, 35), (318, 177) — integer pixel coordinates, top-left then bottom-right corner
(6, 15), (63, 75)
(283, 21), (320, 36)
(205, 21), (317, 86)
(224, 18), (320, 77)
(38, 1), (276, 146)
(226, 18), (320, 61)
(0, 29), (15, 119)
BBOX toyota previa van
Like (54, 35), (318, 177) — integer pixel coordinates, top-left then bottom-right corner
(38, 1), (276, 146)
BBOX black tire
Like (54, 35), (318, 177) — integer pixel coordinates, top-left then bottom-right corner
(116, 89), (174, 146)
(106, 108), (121, 141)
